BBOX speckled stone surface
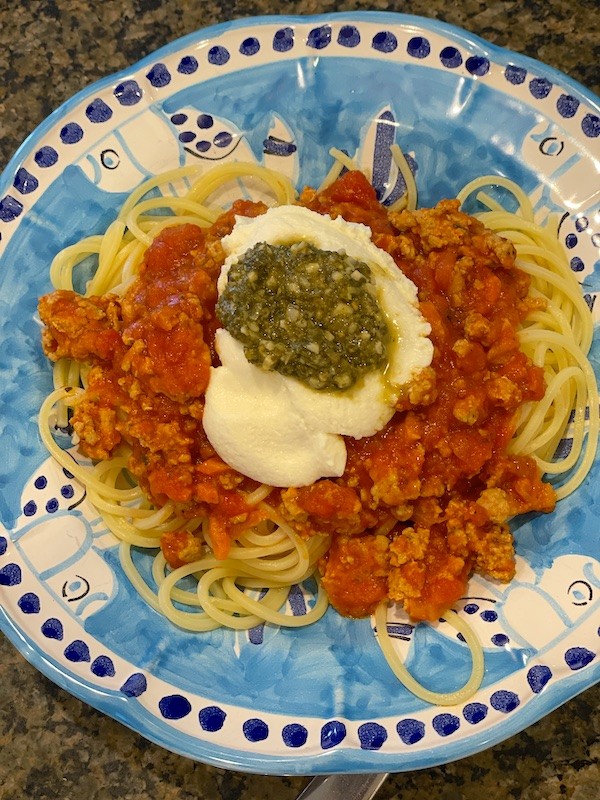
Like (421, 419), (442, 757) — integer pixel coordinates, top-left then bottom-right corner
(0, 1), (599, 799)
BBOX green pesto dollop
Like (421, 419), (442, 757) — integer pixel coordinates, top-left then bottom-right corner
(216, 240), (390, 391)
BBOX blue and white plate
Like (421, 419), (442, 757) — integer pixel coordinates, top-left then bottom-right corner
(1, 12), (599, 775)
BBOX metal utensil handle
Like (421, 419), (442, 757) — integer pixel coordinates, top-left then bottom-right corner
(296, 772), (389, 800)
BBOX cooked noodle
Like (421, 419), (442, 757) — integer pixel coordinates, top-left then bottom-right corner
(457, 177), (599, 500)
(37, 156), (598, 705)
(375, 603), (484, 706)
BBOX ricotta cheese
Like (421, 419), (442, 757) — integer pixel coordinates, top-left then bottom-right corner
(202, 205), (433, 487)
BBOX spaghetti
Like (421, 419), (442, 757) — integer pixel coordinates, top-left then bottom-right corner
(457, 176), (598, 499)
(37, 155), (598, 705)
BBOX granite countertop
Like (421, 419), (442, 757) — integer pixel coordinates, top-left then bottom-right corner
(1, 1), (599, 799)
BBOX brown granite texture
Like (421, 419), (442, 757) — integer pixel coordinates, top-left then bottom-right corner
(0, 1), (599, 798)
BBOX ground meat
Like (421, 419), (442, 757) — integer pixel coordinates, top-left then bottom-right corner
(39, 171), (557, 621)
(39, 211), (266, 553)
(39, 290), (123, 362)
(320, 533), (390, 617)
(285, 172), (555, 621)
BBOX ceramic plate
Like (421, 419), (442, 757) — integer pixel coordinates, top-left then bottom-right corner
(1, 12), (599, 775)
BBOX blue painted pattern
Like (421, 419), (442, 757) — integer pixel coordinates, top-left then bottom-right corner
(1, 11), (599, 778)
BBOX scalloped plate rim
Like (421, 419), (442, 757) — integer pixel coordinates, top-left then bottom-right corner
(1, 10), (598, 188)
(1, 10), (599, 776)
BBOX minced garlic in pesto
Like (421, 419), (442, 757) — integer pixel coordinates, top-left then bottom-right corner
(216, 240), (390, 391)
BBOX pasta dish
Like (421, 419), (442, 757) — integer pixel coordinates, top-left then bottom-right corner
(37, 156), (598, 705)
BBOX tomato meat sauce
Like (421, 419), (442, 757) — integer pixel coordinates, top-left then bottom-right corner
(39, 171), (556, 621)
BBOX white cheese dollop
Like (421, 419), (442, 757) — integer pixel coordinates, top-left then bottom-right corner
(202, 205), (433, 487)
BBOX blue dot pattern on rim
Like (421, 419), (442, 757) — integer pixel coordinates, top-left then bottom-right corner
(86, 98), (113, 123)
(91, 655), (116, 678)
(273, 27), (294, 52)
(505, 64), (527, 84)
(60, 122), (84, 144)
(358, 722), (387, 750)
(1, 17), (598, 253)
(240, 36), (260, 56)
(159, 694), (192, 720)
(0, 563), (22, 586)
(307, 25), (332, 50)
(582, 114), (600, 138)
(407, 36), (430, 59)
(18, 592), (41, 614)
(178, 55), (198, 74)
(432, 713), (461, 736)
(1, 17), (600, 773)
(466, 55), (490, 76)
(440, 46), (462, 68)
(565, 647), (596, 670)
(1, 514), (597, 764)
(529, 77), (553, 99)
(463, 702), (488, 724)
(41, 618), (64, 640)
(338, 25), (360, 48)
(208, 46), (230, 66)
(490, 690), (520, 712)
(282, 723), (308, 748)
(557, 94), (580, 118)
(321, 720), (346, 749)
(34, 146), (58, 167)
(120, 673), (147, 698)
(146, 63), (171, 88)
(199, 706), (227, 732)
(0, 195), (24, 222)
(64, 640), (91, 662)
(243, 718), (269, 742)
(13, 168), (39, 194)
(527, 665), (553, 693)
(114, 79), (143, 106)
(372, 31), (397, 53)
(396, 718), (426, 745)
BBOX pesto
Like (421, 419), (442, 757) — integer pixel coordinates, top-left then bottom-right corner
(216, 240), (390, 391)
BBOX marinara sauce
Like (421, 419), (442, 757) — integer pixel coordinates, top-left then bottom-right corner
(39, 171), (556, 622)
